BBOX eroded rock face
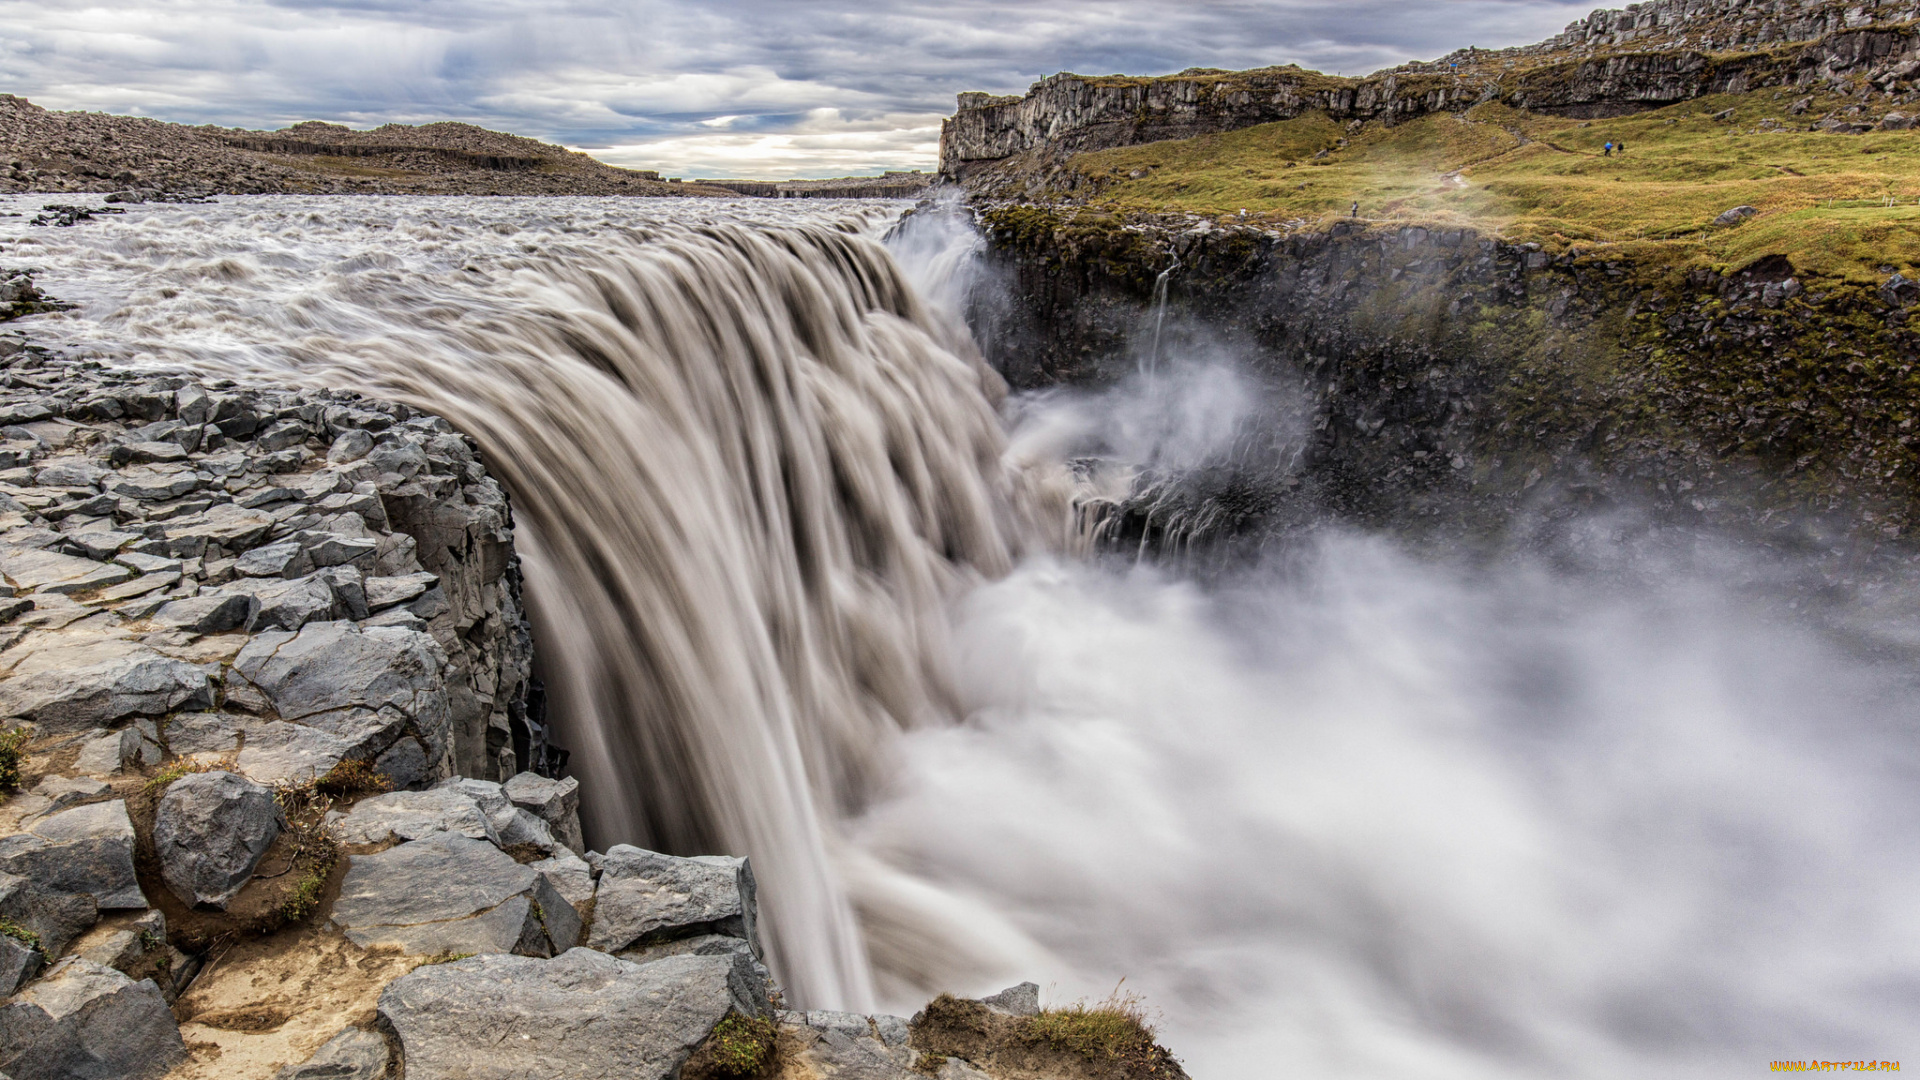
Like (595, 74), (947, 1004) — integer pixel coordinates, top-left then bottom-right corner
(152, 770), (281, 910)
(378, 950), (754, 1080)
(0, 800), (144, 909)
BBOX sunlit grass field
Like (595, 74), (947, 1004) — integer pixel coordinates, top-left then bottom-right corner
(1068, 89), (1920, 280)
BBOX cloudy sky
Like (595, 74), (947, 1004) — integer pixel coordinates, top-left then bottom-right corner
(0, 1), (1598, 179)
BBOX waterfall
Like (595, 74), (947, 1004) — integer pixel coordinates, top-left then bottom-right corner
(3, 197), (1065, 1010)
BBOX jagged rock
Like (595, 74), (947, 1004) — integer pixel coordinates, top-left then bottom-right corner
(0, 641), (210, 731)
(157, 502), (274, 556)
(585, 846), (760, 956)
(978, 982), (1041, 1017)
(0, 871), (96, 960)
(0, 936), (39, 997)
(232, 721), (350, 786)
(328, 788), (497, 846)
(330, 833), (570, 956)
(363, 572), (436, 612)
(234, 540), (311, 578)
(528, 853), (595, 912)
(151, 592), (252, 634)
(153, 770), (281, 910)
(104, 464), (200, 502)
(1713, 205), (1759, 226)
(233, 621), (449, 728)
(378, 950), (756, 1080)
(0, 958), (185, 1080)
(0, 800), (144, 909)
(272, 1026), (390, 1080)
(74, 725), (162, 775)
(326, 430), (375, 464)
(218, 574), (334, 631)
(504, 771), (584, 852)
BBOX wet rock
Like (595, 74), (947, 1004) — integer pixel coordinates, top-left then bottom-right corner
(330, 833), (562, 956)
(378, 949), (754, 1080)
(0, 800), (144, 909)
(328, 788), (497, 846)
(585, 846), (761, 956)
(153, 770), (281, 910)
(503, 771), (584, 853)
(0, 958), (185, 1080)
(272, 1026), (390, 1080)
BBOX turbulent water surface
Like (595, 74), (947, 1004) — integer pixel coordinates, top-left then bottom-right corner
(5, 194), (1916, 1078)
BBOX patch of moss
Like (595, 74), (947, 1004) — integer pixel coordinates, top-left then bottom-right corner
(0, 919), (41, 955)
(276, 867), (328, 923)
(695, 1014), (776, 1078)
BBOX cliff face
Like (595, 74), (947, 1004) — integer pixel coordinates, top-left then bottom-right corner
(966, 206), (1920, 553)
(939, 0), (1920, 179)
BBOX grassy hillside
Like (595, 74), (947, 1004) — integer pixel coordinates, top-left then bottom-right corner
(1064, 89), (1920, 281)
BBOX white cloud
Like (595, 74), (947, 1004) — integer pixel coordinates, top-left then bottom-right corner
(0, 0), (1599, 178)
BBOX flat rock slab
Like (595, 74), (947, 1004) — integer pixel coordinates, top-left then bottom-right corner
(0, 958), (185, 1080)
(0, 640), (210, 732)
(0, 800), (144, 909)
(272, 1025), (390, 1080)
(586, 845), (759, 956)
(332, 833), (548, 956)
(0, 871), (97, 961)
(153, 770), (281, 910)
(232, 721), (350, 786)
(378, 949), (748, 1080)
(329, 788), (497, 846)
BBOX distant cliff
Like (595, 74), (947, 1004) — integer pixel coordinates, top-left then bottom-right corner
(940, 0), (1920, 181)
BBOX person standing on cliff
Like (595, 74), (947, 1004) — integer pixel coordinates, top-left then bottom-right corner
(1351, 201), (1359, 218)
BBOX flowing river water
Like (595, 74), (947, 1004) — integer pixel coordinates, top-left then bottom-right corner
(2, 195), (1915, 1078)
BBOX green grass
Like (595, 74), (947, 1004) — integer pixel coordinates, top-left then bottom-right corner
(1020, 990), (1159, 1064)
(1062, 88), (1920, 280)
(0, 728), (27, 796)
(142, 758), (219, 795)
(0, 919), (40, 955)
(701, 1014), (776, 1077)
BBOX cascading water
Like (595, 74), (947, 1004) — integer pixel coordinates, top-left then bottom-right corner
(7, 195), (1919, 1077)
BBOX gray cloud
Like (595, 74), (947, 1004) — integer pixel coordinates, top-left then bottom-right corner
(0, 0), (1597, 178)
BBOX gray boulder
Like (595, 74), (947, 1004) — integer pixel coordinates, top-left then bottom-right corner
(378, 950), (754, 1080)
(503, 771), (584, 853)
(234, 540), (311, 578)
(272, 1025), (390, 1080)
(153, 771), (281, 910)
(781, 1011), (917, 1080)
(586, 846), (760, 957)
(618, 934), (770, 1018)
(0, 801), (145, 909)
(0, 871), (98, 961)
(326, 430), (375, 465)
(528, 853), (595, 910)
(328, 789), (498, 846)
(73, 725), (163, 775)
(1713, 205), (1759, 226)
(363, 572), (436, 612)
(330, 834), (571, 957)
(0, 936), (38, 998)
(0, 958), (185, 1080)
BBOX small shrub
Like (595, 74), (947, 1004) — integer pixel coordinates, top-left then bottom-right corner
(1022, 988), (1158, 1063)
(143, 758), (217, 795)
(314, 758), (391, 799)
(701, 1014), (776, 1077)
(0, 919), (40, 955)
(0, 728), (27, 795)
(277, 867), (328, 923)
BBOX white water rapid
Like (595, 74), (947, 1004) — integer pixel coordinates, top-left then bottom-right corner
(5, 195), (1915, 1078)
